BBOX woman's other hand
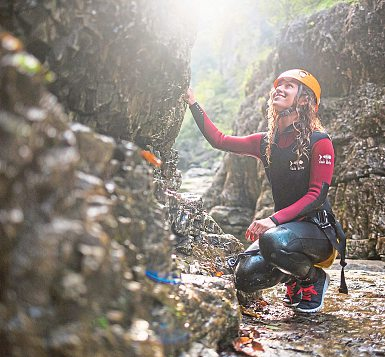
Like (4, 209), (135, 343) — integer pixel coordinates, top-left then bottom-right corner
(245, 217), (276, 242)
(183, 87), (196, 106)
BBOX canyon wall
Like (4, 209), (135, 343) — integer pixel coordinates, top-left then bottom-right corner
(205, 0), (385, 259)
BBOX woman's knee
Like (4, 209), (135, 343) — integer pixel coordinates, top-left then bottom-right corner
(234, 254), (286, 293)
(259, 226), (295, 263)
(259, 226), (314, 277)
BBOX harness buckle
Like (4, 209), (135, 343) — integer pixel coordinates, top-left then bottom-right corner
(316, 210), (332, 229)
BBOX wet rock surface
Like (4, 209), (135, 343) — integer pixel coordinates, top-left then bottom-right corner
(0, 32), (243, 356)
(204, 0), (385, 257)
(220, 260), (385, 356)
(3, 0), (195, 148)
(1, 0), (196, 195)
(166, 191), (244, 276)
(181, 274), (241, 350)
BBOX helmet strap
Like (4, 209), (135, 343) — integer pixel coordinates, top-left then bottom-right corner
(278, 107), (296, 118)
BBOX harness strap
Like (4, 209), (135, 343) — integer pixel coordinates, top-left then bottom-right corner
(307, 210), (348, 294)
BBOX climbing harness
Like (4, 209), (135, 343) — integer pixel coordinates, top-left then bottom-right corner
(305, 210), (348, 294)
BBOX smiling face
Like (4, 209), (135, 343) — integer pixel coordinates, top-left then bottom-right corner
(272, 78), (300, 112)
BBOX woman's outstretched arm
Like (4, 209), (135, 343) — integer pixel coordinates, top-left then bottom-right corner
(184, 88), (264, 158)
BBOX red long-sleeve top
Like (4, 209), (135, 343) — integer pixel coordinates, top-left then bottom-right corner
(189, 102), (334, 225)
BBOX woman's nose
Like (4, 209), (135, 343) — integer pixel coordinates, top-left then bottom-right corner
(275, 86), (284, 95)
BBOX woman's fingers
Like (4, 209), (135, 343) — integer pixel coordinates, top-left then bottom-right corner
(245, 228), (255, 242)
(246, 222), (256, 240)
(246, 218), (274, 242)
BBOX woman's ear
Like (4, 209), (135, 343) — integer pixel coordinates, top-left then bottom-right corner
(298, 95), (309, 106)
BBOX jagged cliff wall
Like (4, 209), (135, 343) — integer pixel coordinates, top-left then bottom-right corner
(205, 0), (385, 259)
(1, 0), (197, 193)
(0, 1), (244, 356)
(3, 0), (192, 148)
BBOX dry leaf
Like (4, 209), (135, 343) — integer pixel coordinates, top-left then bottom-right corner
(241, 306), (262, 319)
(251, 341), (264, 351)
(240, 326), (260, 339)
(233, 336), (252, 347)
(233, 336), (264, 356)
(256, 299), (268, 307)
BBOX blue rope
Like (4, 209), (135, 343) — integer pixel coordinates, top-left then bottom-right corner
(145, 270), (182, 285)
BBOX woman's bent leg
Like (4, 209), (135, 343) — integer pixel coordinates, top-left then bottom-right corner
(258, 221), (333, 282)
(234, 241), (288, 293)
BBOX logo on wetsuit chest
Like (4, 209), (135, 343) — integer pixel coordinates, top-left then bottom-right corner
(289, 159), (305, 171)
(319, 154), (332, 165)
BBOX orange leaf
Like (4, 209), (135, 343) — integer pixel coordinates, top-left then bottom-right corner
(215, 271), (224, 277)
(241, 306), (262, 319)
(251, 341), (264, 352)
(238, 336), (251, 344)
(256, 299), (268, 308)
(249, 328), (261, 339)
(233, 336), (252, 350)
(140, 150), (162, 167)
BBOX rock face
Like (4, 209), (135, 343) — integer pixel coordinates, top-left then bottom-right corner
(4, 0), (193, 148)
(0, 35), (173, 356)
(0, 33), (243, 356)
(204, 0), (385, 258)
(2, 0), (197, 194)
(0, 1), (245, 354)
(166, 192), (244, 275)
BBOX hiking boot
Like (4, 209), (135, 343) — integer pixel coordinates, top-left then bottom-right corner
(296, 268), (330, 313)
(283, 279), (302, 307)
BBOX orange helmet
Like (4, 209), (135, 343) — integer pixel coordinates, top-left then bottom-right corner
(273, 69), (321, 111)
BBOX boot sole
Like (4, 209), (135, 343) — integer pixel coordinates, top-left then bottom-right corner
(283, 301), (301, 307)
(283, 297), (302, 307)
(295, 273), (330, 313)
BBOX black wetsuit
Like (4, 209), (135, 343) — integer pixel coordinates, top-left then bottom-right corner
(190, 102), (336, 292)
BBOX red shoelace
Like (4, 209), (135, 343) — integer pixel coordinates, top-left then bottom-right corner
(286, 281), (301, 303)
(286, 282), (297, 296)
(300, 285), (318, 301)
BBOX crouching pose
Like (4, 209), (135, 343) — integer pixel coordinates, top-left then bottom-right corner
(184, 69), (347, 313)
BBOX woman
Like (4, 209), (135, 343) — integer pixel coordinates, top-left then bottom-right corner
(184, 69), (346, 313)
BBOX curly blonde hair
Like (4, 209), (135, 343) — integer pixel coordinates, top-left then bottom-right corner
(264, 86), (324, 165)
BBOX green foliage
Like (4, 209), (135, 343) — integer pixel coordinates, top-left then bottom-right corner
(256, 0), (358, 26)
(92, 316), (109, 330)
(176, 0), (357, 171)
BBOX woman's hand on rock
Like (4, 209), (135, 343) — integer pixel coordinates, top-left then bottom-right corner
(245, 217), (276, 242)
(183, 87), (196, 105)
